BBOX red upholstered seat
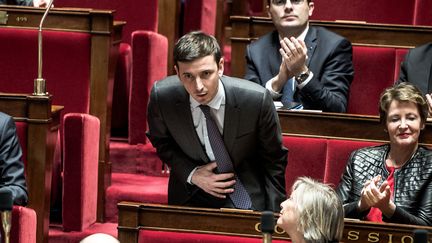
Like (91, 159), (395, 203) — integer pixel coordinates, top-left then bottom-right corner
(55, 0), (168, 144)
(348, 46), (397, 115)
(10, 205), (37, 243)
(394, 48), (409, 81)
(324, 139), (381, 186)
(129, 31), (168, 144)
(311, 0), (415, 25)
(413, 0), (432, 26)
(62, 113), (100, 231)
(282, 136), (327, 190)
(0, 29), (91, 114)
(183, 0), (218, 35)
(138, 230), (289, 243)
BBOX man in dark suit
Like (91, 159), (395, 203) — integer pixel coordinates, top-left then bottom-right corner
(0, 0), (47, 7)
(0, 112), (28, 205)
(245, 0), (354, 112)
(398, 42), (432, 95)
(147, 31), (288, 211)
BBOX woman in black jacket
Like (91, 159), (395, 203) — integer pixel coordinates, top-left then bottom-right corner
(337, 82), (432, 226)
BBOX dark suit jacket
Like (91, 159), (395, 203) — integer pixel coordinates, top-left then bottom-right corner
(245, 27), (354, 112)
(398, 42), (432, 95)
(147, 75), (288, 211)
(0, 112), (28, 205)
(0, 0), (33, 5)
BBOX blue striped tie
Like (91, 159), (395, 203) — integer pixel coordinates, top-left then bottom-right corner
(199, 105), (252, 209)
(281, 78), (295, 104)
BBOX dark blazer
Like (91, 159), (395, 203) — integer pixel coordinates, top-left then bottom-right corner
(337, 144), (432, 226)
(147, 75), (288, 211)
(398, 42), (432, 95)
(245, 27), (354, 112)
(0, 112), (28, 205)
(0, 0), (33, 5)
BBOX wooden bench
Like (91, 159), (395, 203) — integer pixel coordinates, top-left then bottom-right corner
(118, 202), (432, 243)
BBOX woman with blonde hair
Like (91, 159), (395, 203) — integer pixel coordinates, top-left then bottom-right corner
(277, 177), (344, 243)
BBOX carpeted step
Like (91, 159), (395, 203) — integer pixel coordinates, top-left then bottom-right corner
(105, 173), (169, 223)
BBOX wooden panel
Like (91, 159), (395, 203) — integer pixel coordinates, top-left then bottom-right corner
(0, 5), (123, 223)
(118, 202), (432, 243)
(0, 94), (61, 243)
(230, 16), (432, 78)
(277, 110), (432, 144)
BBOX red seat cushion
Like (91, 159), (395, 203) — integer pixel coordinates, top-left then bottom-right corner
(11, 206), (37, 243)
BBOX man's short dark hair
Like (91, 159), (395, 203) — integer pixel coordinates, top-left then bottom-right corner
(174, 31), (222, 67)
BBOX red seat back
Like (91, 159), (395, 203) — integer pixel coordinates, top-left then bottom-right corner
(55, 0), (158, 44)
(311, 0), (415, 25)
(183, 0), (218, 35)
(282, 136), (327, 192)
(348, 46), (397, 115)
(62, 113), (100, 231)
(0, 28), (91, 115)
(413, 0), (432, 26)
(324, 139), (381, 186)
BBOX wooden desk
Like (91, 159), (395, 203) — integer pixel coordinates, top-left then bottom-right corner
(0, 93), (62, 243)
(230, 16), (432, 78)
(0, 6), (123, 221)
(118, 202), (432, 243)
(277, 110), (432, 144)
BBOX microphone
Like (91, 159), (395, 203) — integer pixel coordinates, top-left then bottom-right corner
(0, 188), (13, 243)
(413, 229), (428, 243)
(261, 211), (274, 243)
(33, 0), (54, 96)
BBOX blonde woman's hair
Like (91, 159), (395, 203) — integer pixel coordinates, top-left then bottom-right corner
(291, 177), (344, 243)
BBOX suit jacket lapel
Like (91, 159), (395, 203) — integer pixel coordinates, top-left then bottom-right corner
(174, 87), (209, 163)
(221, 77), (240, 157)
(305, 27), (318, 67)
(269, 31), (283, 78)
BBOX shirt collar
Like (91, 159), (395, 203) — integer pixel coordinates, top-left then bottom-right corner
(190, 79), (225, 110)
(278, 24), (309, 42)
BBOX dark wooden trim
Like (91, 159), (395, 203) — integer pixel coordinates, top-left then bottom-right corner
(118, 202), (432, 243)
(0, 5), (123, 223)
(277, 110), (432, 144)
(158, 0), (181, 76)
(0, 94), (62, 243)
(230, 16), (432, 78)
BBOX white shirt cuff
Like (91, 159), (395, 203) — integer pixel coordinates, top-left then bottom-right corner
(187, 167), (199, 185)
(265, 78), (283, 99)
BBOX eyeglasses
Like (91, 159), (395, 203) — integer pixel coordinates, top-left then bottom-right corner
(271, 0), (305, 6)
